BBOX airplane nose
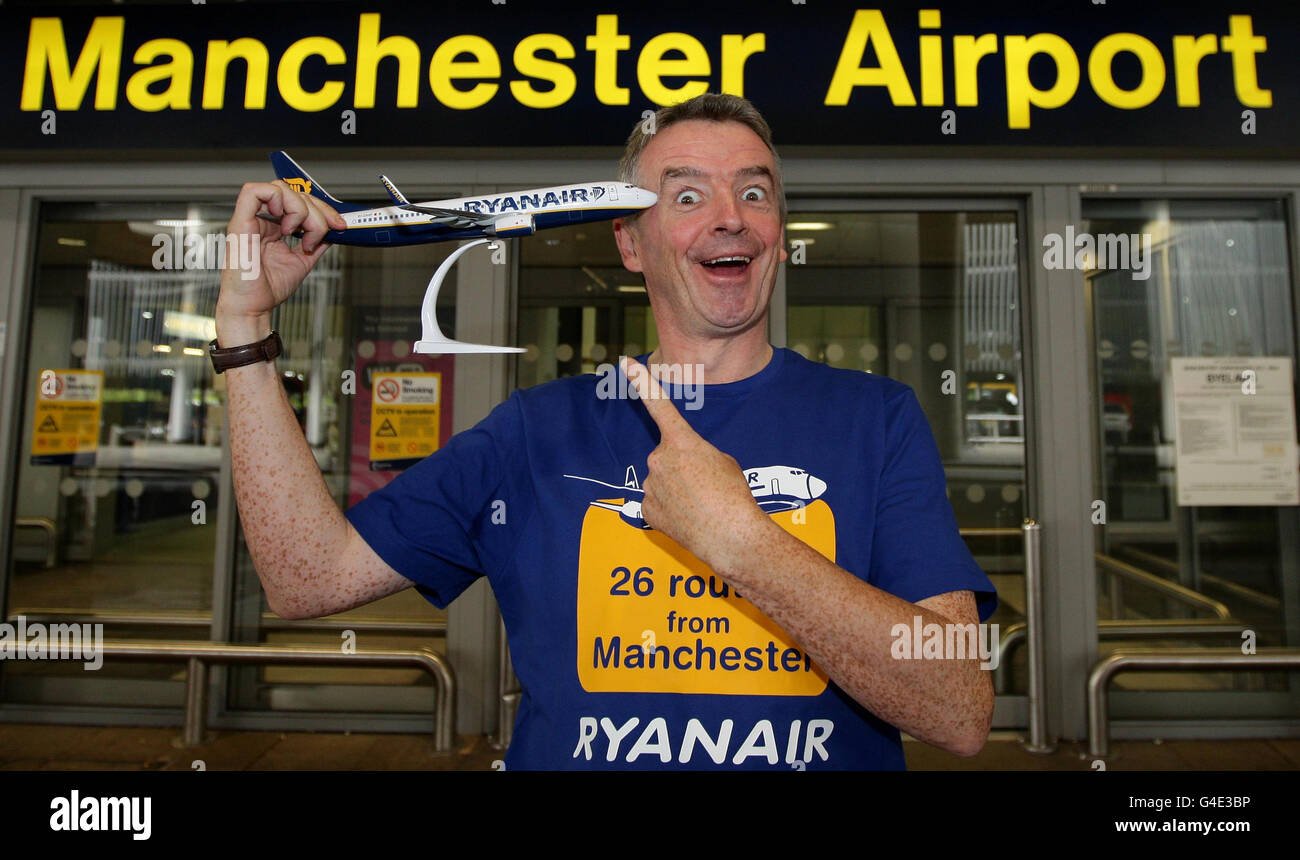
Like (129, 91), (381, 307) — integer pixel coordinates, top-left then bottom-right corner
(808, 476), (827, 498)
(635, 188), (658, 207)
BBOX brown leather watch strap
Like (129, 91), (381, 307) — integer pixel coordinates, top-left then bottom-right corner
(208, 330), (282, 374)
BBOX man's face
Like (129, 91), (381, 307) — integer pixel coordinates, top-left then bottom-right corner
(613, 119), (787, 342)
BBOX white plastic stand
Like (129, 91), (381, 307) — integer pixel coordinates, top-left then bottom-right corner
(413, 238), (526, 354)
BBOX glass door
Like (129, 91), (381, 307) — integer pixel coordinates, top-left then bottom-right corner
(783, 202), (1031, 725)
(1085, 197), (1300, 720)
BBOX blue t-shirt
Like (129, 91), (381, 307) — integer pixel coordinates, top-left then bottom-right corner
(346, 347), (997, 770)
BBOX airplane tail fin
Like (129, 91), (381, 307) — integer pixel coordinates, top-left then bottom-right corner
(379, 175), (409, 206)
(269, 151), (365, 213)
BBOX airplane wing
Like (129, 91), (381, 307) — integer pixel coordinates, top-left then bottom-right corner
(379, 174), (494, 228)
(398, 204), (494, 228)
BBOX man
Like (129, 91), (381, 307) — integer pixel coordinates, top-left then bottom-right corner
(215, 93), (996, 770)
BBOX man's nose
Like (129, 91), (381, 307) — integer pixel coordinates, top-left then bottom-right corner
(711, 192), (746, 233)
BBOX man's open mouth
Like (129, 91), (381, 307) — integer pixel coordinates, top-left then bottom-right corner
(699, 255), (752, 272)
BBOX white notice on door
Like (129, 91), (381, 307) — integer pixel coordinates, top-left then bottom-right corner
(1171, 357), (1299, 506)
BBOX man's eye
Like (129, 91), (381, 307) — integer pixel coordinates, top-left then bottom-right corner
(743, 187), (768, 201)
(675, 190), (700, 204)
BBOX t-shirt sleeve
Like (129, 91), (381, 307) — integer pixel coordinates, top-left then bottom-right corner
(344, 394), (522, 609)
(867, 384), (998, 622)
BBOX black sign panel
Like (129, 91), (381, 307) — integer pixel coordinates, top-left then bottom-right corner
(2, 0), (1295, 150)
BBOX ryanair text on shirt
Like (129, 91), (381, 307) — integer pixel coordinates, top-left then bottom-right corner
(0, 615), (104, 670)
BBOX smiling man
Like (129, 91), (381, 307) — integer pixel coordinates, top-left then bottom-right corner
(216, 92), (997, 770)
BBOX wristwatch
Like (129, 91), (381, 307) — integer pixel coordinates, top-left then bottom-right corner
(208, 330), (282, 374)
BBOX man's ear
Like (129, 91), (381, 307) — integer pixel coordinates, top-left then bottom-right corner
(612, 217), (643, 273)
(779, 226), (788, 264)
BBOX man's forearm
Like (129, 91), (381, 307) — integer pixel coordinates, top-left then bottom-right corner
(219, 311), (351, 618)
(713, 516), (993, 756)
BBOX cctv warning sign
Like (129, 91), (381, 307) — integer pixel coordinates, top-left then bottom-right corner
(368, 371), (441, 470)
(31, 369), (102, 465)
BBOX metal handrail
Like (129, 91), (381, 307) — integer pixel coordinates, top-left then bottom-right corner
(494, 617), (521, 751)
(93, 640), (456, 751)
(1087, 648), (1300, 758)
(1021, 520), (1052, 752)
(1096, 554), (1232, 619)
(957, 522), (1051, 752)
(1118, 547), (1281, 611)
(8, 608), (445, 636)
(995, 619), (1255, 694)
(14, 518), (57, 569)
(958, 527), (1023, 538)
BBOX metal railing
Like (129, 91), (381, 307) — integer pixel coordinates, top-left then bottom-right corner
(14, 518), (57, 568)
(959, 521), (1050, 752)
(1096, 553), (1232, 620)
(1118, 546), (1281, 612)
(8, 608), (445, 636)
(1087, 648), (1300, 758)
(494, 617), (520, 750)
(93, 640), (457, 751)
(994, 619), (1254, 694)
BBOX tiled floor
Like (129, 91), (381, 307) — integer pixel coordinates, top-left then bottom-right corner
(0, 724), (1296, 770)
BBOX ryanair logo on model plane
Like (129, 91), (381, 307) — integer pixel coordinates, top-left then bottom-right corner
(461, 186), (604, 214)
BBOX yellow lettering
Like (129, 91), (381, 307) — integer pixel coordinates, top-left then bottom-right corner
(825, 10), (916, 106)
(637, 33), (710, 105)
(202, 38), (269, 110)
(919, 9), (943, 106)
(1004, 34), (1079, 128)
(126, 38), (194, 111)
(277, 36), (346, 112)
(429, 35), (499, 110)
(953, 34), (997, 106)
(586, 14), (630, 105)
(719, 33), (764, 96)
(1220, 15), (1270, 107)
(510, 33), (576, 109)
(21, 16), (123, 111)
(354, 12), (420, 109)
(1172, 34), (1216, 107)
(1088, 33), (1165, 109)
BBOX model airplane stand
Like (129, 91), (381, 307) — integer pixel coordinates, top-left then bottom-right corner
(413, 238), (526, 355)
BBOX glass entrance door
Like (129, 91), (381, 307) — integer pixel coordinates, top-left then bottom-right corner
(1085, 198), (1300, 721)
(783, 202), (1031, 726)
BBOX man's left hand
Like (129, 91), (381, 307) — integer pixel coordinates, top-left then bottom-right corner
(621, 356), (774, 572)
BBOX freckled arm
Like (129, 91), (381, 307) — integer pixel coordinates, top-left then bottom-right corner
(713, 521), (994, 757)
(220, 313), (412, 620)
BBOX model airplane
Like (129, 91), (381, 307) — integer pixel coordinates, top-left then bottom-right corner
(260, 151), (657, 245)
(258, 151), (657, 354)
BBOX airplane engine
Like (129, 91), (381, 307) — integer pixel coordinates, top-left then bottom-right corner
(489, 213), (535, 237)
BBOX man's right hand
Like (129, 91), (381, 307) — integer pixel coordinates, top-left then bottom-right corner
(215, 179), (347, 345)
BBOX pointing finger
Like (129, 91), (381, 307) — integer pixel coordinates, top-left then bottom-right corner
(621, 356), (692, 439)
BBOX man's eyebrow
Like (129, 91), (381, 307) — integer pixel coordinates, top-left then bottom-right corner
(736, 165), (775, 183)
(660, 166), (705, 184)
(659, 165), (775, 185)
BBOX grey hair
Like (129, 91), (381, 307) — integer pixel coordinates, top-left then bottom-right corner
(617, 92), (786, 225)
